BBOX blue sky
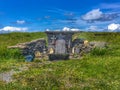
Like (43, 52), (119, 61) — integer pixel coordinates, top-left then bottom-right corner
(0, 0), (120, 32)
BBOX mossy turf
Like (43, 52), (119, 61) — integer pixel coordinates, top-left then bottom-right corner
(0, 32), (120, 90)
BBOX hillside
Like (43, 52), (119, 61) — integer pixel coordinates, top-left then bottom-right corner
(0, 32), (120, 90)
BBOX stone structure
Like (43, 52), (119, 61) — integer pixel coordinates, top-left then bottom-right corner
(45, 31), (80, 55)
(9, 31), (105, 60)
(45, 31), (83, 60)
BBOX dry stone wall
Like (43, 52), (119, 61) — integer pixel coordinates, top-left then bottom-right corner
(8, 38), (46, 56)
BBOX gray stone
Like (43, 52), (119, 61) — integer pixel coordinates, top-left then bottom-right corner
(55, 39), (66, 54)
(89, 41), (107, 48)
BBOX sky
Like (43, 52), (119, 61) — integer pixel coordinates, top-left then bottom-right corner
(0, 0), (120, 32)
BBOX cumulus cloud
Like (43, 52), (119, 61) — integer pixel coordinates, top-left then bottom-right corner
(0, 26), (28, 32)
(16, 20), (26, 24)
(71, 28), (79, 31)
(82, 9), (103, 21)
(82, 9), (120, 22)
(108, 23), (120, 31)
(46, 29), (50, 31)
(63, 27), (70, 31)
(62, 27), (79, 31)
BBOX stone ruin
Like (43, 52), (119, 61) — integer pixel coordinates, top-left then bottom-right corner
(45, 31), (75, 54)
(8, 38), (47, 59)
(45, 31), (96, 60)
(8, 31), (108, 61)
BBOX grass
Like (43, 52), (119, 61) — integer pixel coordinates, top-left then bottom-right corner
(0, 32), (46, 61)
(0, 32), (120, 90)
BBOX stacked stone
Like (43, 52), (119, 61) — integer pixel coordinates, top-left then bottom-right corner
(70, 39), (94, 59)
(8, 38), (46, 57)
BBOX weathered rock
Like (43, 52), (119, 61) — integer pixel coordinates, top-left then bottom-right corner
(89, 41), (107, 48)
(72, 39), (92, 54)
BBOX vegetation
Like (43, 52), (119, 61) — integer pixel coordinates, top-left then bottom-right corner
(0, 32), (120, 90)
(0, 32), (46, 61)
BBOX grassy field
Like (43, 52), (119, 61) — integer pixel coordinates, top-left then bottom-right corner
(0, 32), (120, 90)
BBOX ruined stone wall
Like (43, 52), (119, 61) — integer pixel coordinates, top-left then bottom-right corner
(8, 38), (46, 56)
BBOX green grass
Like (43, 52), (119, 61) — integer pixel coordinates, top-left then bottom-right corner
(0, 32), (120, 90)
(0, 32), (46, 61)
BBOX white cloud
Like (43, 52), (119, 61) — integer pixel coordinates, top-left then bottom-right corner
(16, 20), (25, 24)
(62, 27), (80, 31)
(0, 26), (28, 32)
(82, 9), (103, 20)
(62, 27), (70, 31)
(108, 23), (120, 31)
(87, 26), (98, 31)
(46, 29), (50, 31)
(82, 9), (120, 23)
(86, 26), (104, 32)
(71, 28), (79, 31)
